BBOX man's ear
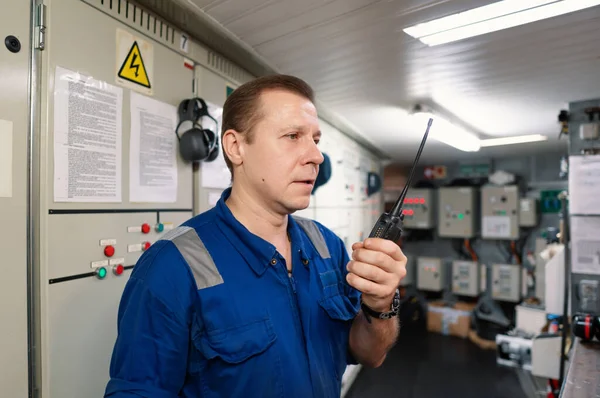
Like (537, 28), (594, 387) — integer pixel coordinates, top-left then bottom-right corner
(222, 129), (243, 166)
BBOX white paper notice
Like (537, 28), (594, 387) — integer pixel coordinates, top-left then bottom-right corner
(129, 92), (178, 203)
(482, 216), (511, 238)
(569, 155), (600, 215)
(53, 66), (123, 202)
(200, 101), (232, 189)
(571, 217), (600, 275)
(0, 119), (13, 198)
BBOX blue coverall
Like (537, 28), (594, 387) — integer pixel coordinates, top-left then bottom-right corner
(105, 187), (362, 398)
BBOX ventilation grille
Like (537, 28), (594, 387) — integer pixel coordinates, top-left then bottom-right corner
(83, 0), (253, 84)
(88, 0), (179, 49)
(207, 51), (253, 85)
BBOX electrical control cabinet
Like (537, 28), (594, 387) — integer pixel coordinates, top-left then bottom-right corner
(0, 1), (30, 395)
(402, 188), (435, 229)
(438, 187), (478, 238)
(491, 264), (522, 302)
(452, 260), (480, 297)
(481, 185), (520, 240)
(417, 257), (446, 292)
(519, 198), (538, 227)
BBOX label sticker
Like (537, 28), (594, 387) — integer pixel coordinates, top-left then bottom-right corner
(128, 243), (142, 253)
(91, 260), (109, 268)
(109, 257), (125, 266)
(100, 239), (117, 246)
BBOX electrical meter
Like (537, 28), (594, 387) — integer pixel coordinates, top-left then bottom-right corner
(417, 257), (446, 292)
(481, 185), (519, 240)
(438, 187), (478, 238)
(402, 188), (435, 229)
(451, 260), (480, 297)
(491, 263), (522, 302)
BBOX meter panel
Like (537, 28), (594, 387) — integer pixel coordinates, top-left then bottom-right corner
(491, 263), (522, 302)
(403, 188), (435, 229)
(452, 260), (480, 297)
(417, 257), (446, 291)
(481, 185), (519, 240)
(438, 187), (478, 238)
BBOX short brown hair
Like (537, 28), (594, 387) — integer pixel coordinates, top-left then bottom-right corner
(221, 74), (315, 178)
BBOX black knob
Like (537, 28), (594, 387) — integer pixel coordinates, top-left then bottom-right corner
(5, 35), (21, 53)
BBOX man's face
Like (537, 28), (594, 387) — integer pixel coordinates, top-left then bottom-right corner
(238, 89), (324, 214)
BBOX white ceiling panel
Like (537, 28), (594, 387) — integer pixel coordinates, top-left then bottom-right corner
(195, 0), (600, 164)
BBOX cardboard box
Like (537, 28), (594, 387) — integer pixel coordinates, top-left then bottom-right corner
(426, 300), (476, 338)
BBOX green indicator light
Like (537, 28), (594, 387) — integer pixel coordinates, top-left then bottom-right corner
(458, 214), (464, 220)
(96, 267), (107, 279)
(156, 223), (164, 232)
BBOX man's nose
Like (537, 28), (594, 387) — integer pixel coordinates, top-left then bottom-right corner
(306, 140), (324, 165)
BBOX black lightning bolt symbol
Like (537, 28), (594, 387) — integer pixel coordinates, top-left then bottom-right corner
(129, 53), (140, 77)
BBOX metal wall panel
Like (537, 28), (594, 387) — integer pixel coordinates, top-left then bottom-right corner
(0, 1), (31, 396)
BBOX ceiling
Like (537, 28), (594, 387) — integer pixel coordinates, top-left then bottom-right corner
(181, 0), (600, 164)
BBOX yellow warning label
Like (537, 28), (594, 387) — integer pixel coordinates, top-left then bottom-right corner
(117, 41), (151, 89)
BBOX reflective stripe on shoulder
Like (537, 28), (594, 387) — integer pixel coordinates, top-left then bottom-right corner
(161, 226), (224, 290)
(292, 216), (331, 259)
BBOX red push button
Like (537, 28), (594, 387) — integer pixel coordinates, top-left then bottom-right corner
(141, 223), (151, 234)
(113, 264), (124, 276)
(143, 242), (151, 251)
(104, 245), (115, 257)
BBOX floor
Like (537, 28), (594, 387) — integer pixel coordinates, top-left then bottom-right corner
(346, 331), (528, 398)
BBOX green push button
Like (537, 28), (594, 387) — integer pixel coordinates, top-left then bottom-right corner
(156, 223), (164, 233)
(95, 267), (107, 280)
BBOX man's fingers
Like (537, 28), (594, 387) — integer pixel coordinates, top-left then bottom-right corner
(364, 238), (407, 262)
(352, 248), (396, 273)
(346, 272), (389, 298)
(352, 241), (364, 251)
(347, 260), (389, 284)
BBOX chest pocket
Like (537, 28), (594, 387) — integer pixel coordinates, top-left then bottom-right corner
(191, 316), (284, 398)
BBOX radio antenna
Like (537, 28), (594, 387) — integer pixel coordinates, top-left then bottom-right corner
(389, 118), (433, 217)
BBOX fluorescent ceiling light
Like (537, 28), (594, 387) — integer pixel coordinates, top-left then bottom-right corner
(412, 111), (481, 152)
(404, 0), (600, 46)
(479, 134), (548, 147)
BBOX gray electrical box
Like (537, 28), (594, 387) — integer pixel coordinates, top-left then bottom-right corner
(402, 188), (435, 229)
(580, 123), (600, 140)
(491, 263), (522, 302)
(578, 279), (600, 314)
(452, 260), (480, 297)
(519, 198), (538, 227)
(417, 257), (446, 292)
(400, 255), (416, 286)
(438, 187), (478, 238)
(481, 185), (520, 240)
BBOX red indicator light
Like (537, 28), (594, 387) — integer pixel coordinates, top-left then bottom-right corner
(113, 264), (124, 276)
(104, 245), (115, 257)
(141, 223), (151, 234)
(143, 242), (151, 251)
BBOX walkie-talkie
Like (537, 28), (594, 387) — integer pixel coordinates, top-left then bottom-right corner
(368, 118), (433, 241)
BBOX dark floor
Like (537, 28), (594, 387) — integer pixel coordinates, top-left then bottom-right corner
(346, 331), (527, 398)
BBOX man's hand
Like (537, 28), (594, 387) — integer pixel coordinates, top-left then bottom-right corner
(346, 238), (407, 312)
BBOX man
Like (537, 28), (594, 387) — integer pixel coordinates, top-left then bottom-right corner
(105, 75), (407, 398)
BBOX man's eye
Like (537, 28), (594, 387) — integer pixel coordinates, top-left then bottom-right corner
(314, 139), (320, 145)
(288, 133), (299, 140)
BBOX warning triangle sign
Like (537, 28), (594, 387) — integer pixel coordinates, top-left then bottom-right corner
(118, 41), (151, 89)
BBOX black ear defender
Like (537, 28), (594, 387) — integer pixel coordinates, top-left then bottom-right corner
(175, 97), (220, 162)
